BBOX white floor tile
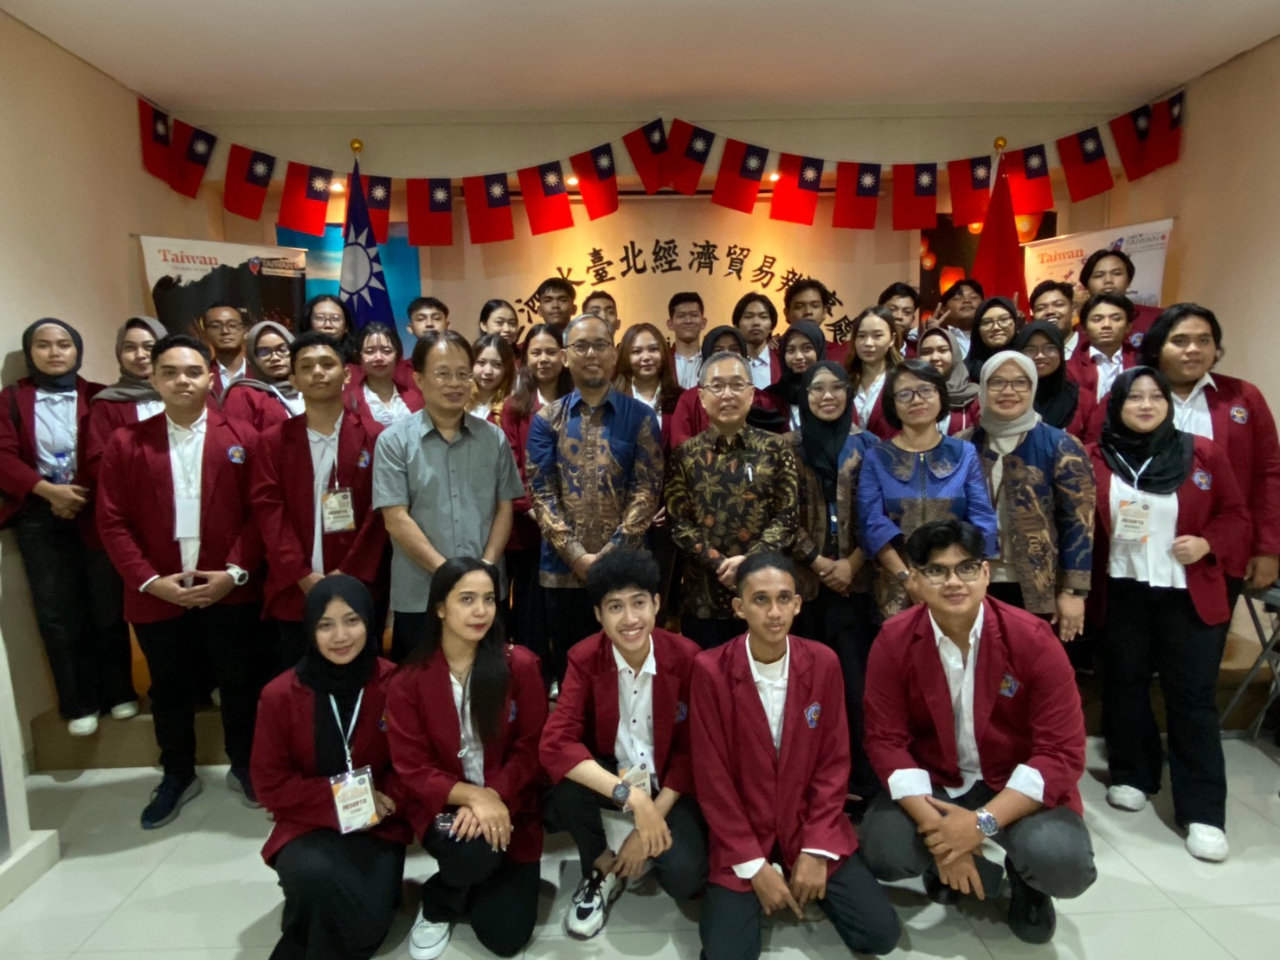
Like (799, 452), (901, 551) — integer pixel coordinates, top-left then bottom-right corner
(527, 929), (701, 958)
(1220, 738), (1280, 796)
(1233, 787), (1280, 827)
(74, 952), (273, 960)
(1055, 831), (1177, 914)
(1185, 903), (1280, 960)
(972, 908), (1236, 959)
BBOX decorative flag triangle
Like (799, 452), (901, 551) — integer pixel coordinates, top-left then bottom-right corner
(1147, 92), (1184, 172)
(517, 161), (574, 235)
(711, 139), (768, 214)
(223, 144), (275, 220)
(832, 162), (880, 229)
(462, 173), (515, 244)
(1056, 127), (1114, 202)
(892, 163), (937, 230)
(666, 119), (715, 195)
(1109, 105), (1155, 181)
(168, 120), (217, 198)
(278, 161), (333, 236)
(971, 160), (1028, 308)
(947, 156), (992, 226)
(770, 154), (824, 225)
(339, 160), (395, 328)
(569, 144), (619, 220)
(621, 119), (670, 193)
(405, 178), (454, 246)
(137, 98), (171, 181)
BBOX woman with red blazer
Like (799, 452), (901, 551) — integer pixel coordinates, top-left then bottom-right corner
(0, 318), (133, 734)
(221, 321), (306, 431)
(1088, 367), (1249, 864)
(386, 558), (548, 959)
(345, 323), (423, 434)
(252, 575), (412, 960)
(844, 307), (902, 440)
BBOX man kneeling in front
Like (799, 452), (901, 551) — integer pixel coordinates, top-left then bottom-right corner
(860, 519), (1097, 944)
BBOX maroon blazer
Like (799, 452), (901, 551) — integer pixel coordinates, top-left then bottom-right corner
(221, 382), (295, 433)
(860, 398), (901, 442)
(252, 659), (413, 864)
(500, 398), (544, 552)
(250, 414), (387, 621)
(1064, 342), (1137, 397)
(210, 359), (250, 401)
(691, 634), (857, 892)
(1129, 304), (1163, 349)
(669, 386), (778, 450)
(540, 628), (698, 795)
(96, 409), (263, 623)
(0, 377), (102, 528)
(942, 400), (981, 436)
(1088, 436), (1250, 624)
(865, 598), (1086, 817)
(386, 644), (548, 863)
(344, 366), (425, 435)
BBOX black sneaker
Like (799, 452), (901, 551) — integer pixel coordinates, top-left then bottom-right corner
(227, 767), (261, 808)
(141, 774), (201, 830)
(565, 868), (622, 940)
(1007, 860), (1056, 944)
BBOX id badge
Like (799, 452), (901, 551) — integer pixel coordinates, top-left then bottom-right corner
(619, 763), (652, 799)
(1115, 499), (1151, 544)
(329, 765), (380, 834)
(321, 488), (356, 533)
(175, 498), (200, 539)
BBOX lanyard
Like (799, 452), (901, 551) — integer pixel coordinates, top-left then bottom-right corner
(328, 689), (364, 774)
(1121, 456), (1153, 492)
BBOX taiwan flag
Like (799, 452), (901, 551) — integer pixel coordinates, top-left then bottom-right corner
(569, 144), (618, 220)
(666, 119), (715, 195)
(405, 178), (454, 246)
(947, 156), (992, 226)
(517, 161), (574, 235)
(355, 175), (392, 243)
(971, 162), (1027, 308)
(1056, 127), (1113, 202)
(339, 160), (395, 329)
(832, 162), (880, 229)
(137, 98), (171, 181)
(278, 162), (333, 236)
(1147, 92), (1184, 172)
(1109, 105), (1154, 182)
(223, 144), (275, 220)
(711, 139), (768, 214)
(770, 154), (824, 225)
(168, 120), (217, 198)
(1003, 145), (1054, 214)
(622, 118), (669, 194)
(463, 173), (514, 244)
(892, 163), (937, 230)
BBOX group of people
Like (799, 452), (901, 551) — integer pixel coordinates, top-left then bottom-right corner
(0, 245), (1274, 959)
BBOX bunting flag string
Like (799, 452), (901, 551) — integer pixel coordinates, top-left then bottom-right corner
(135, 93), (1185, 247)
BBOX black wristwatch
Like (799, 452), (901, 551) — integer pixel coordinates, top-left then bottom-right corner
(611, 781), (632, 809)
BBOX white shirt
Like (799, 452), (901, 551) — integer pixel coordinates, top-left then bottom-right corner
(747, 348), (772, 390)
(135, 399), (165, 422)
(216, 359), (246, 387)
(363, 383), (411, 427)
(32, 389), (78, 480)
(537, 389), (556, 409)
(674, 352), (703, 390)
(1172, 374), (1216, 440)
(1063, 330), (1080, 361)
(887, 606), (1045, 803)
(1090, 346), (1124, 400)
(1109, 471), (1185, 588)
(282, 393), (307, 417)
(950, 327), (972, 359)
(167, 410), (207, 577)
(630, 386), (663, 428)
(307, 415), (341, 576)
(853, 373), (886, 429)
(612, 642), (658, 791)
(451, 673), (486, 787)
(789, 404), (802, 431)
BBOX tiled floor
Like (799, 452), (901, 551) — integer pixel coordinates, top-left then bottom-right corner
(2, 737), (1278, 959)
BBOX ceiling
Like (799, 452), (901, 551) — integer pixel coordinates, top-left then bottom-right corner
(5, 0), (1280, 113)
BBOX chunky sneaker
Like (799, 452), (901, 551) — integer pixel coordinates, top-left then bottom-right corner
(110, 701), (139, 720)
(226, 767), (261, 808)
(408, 916), (451, 960)
(141, 774), (201, 829)
(1106, 784), (1148, 812)
(67, 714), (99, 736)
(566, 868), (623, 940)
(1185, 823), (1229, 862)
(1007, 860), (1056, 944)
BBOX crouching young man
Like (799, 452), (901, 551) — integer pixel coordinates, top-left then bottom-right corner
(540, 548), (707, 939)
(692, 553), (900, 960)
(860, 519), (1097, 944)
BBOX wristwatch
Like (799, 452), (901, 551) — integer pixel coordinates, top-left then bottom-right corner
(611, 780), (632, 810)
(1064, 588), (1089, 598)
(226, 564), (249, 587)
(974, 807), (999, 837)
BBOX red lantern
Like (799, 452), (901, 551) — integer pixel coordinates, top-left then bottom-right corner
(921, 251), (937, 271)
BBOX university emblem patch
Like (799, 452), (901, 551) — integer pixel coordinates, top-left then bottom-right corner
(999, 673), (1020, 698)
(227, 445), (246, 463)
(1193, 469), (1212, 491)
(358, 448), (371, 468)
(1230, 406), (1248, 424)
(804, 702), (821, 729)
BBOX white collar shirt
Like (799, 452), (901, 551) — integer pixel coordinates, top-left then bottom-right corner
(612, 641), (658, 791)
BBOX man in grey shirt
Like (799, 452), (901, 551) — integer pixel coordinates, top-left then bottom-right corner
(372, 330), (525, 660)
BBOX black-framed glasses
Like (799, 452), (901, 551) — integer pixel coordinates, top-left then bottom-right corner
(894, 384), (938, 404)
(1022, 344), (1060, 359)
(979, 315), (1015, 329)
(917, 560), (985, 585)
(255, 345), (290, 360)
(567, 340), (613, 357)
(702, 379), (751, 397)
(988, 376), (1033, 394)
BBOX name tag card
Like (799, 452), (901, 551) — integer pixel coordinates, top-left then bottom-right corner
(321, 488), (356, 533)
(1115, 499), (1151, 544)
(619, 763), (653, 799)
(175, 498), (200, 539)
(330, 765), (380, 834)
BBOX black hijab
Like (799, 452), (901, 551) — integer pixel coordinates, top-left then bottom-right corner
(799, 361), (853, 501)
(701, 325), (748, 362)
(767, 322), (827, 408)
(22, 318), (83, 392)
(965, 297), (1019, 381)
(298, 576), (380, 777)
(1100, 366), (1194, 495)
(1014, 321), (1079, 430)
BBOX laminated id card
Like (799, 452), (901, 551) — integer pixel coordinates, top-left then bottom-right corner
(330, 765), (380, 834)
(1115, 499), (1151, 544)
(321, 488), (356, 533)
(175, 498), (201, 539)
(619, 763), (653, 799)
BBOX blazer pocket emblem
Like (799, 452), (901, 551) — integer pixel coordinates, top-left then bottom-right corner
(676, 700), (688, 723)
(358, 448), (371, 468)
(1193, 469), (1211, 491)
(999, 673), (1020, 698)
(227, 445), (246, 464)
(804, 701), (821, 729)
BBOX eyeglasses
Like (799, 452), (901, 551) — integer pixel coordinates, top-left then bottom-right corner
(702, 380), (751, 397)
(987, 376), (1033, 394)
(205, 321), (243, 333)
(429, 370), (474, 385)
(1022, 344), (1060, 359)
(567, 340), (613, 357)
(893, 384), (938, 404)
(255, 345), (290, 360)
(979, 315), (1015, 329)
(916, 560), (985, 585)
(807, 383), (849, 398)
(311, 314), (345, 327)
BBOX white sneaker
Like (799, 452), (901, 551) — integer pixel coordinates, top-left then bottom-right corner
(549, 681), (561, 702)
(566, 868), (623, 940)
(408, 916), (451, 960)
(1186, 823), (1229, 862)
(1106, 784), (1148, 811)
(111, 701), (139, 720)
(67, 714), (99, 736)
(210, 687), (222, 708)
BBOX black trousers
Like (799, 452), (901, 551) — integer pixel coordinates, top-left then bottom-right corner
(700, 855), (901, 960)
(270, 829), (405, 960)
(133, 602), (267, 780)
(680, 615), (742, 651)
(1102, 578), (1228, 828)
(544, 587), (600, 684)
(648, 522), (682, 624)
(545, 773), (708, 900)
(14, 500), (135, 718)
(420, 831), (539, 958)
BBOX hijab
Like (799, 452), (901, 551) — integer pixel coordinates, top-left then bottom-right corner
(918, 326), (979, 409)
(965, 297), (1019, 380)
(94, 317), (168, 404)
(799, 361), (853, 502)
(767, 322), (827, 408)
(701, 325), (748, 362)
(22, 318), (83, 392)
(239, 320), (299, 399)
(1100, 366), (1194, 495)
(978, 351), (1042, 439)
(297, 575), (381, 777)
(1014, 320), (1079, 430)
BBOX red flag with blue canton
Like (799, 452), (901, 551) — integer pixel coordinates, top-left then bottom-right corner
(971, 161), (1028, 309)
(1002, 145), (1054, 214)
(339, 160), (395, 329)
(354, 175), (392, 243)
(517, 161), (574, 235)
(569, 144), (618, 220)
(278, 162), (332, 236)
(947, 156), (992, 226)
(1147, 92), (1184, 172)
(223, 144), (275, 220)
(1109, 104), (1154, 181)
(463, 173), (514, 244)
(893, 163), (937, 230)
(137, 98), (170, 181)
(169, 120), (217, 198)
(622, 119), (670, 194)
(832, 162), (880, 229)
(770, 154), (824, 225)
(405, 178), (454, 246)
(666, 119), (715, 195)
(711, 139), (768, 213)
(1056, 127), (1113, 202)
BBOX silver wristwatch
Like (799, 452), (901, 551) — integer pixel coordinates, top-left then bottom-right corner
(975, 807), (999, 837)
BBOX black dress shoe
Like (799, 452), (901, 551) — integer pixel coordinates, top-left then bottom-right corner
(141, 774), (201, 830)
(1007, 860), (1056, 944)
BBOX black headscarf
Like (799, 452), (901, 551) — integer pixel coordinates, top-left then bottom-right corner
(799, 361), (853, 501)
(966, 297), (1019, 381)
(1100, 366), (1194, 495)
(1014, 320), (1079, 430)
(22, 318), (83, 392)
(767, 322), (827, 409)
(701, 325), (748, 362)
(297, 576), (380, 778)
(95, 317), (168, 404)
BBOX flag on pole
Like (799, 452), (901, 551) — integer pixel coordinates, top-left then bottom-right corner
(971, 161), (1028, 308)
(338, 160), (395, 329)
